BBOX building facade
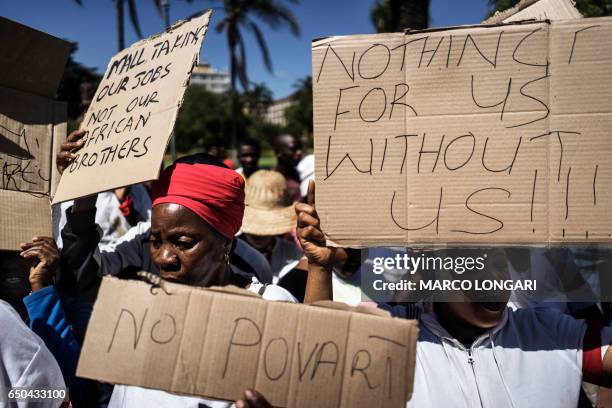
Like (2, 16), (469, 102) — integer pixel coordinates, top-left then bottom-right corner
(265, 95), (295, 127)
(190, 63), (231, 94)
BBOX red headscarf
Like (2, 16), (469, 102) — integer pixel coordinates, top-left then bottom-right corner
(151, 163), (245, 239)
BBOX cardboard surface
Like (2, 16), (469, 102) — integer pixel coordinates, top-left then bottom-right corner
(52, 11), (211, 203)
(0, 16), (71, 98)
(312, 17), (612, 246)
(77, 277), (418, 407)
(0, 19), (69, 250)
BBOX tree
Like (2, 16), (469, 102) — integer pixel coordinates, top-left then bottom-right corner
(284, 76), (312, 144)
(203, 0), (300, 157)
(174, 86), (234, 152)
(242, 82), (274, 120)
(371, 0), (429, 32)
(487, 0), (612, 18)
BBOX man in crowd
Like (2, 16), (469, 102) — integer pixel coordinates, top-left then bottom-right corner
(239, 169), (306, 300)
(235, 138), (264, 179)
(292, 180), (612, 408)
(271, 133), (303, 201)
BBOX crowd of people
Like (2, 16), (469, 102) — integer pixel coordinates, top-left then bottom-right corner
(1, 126), (612, 408)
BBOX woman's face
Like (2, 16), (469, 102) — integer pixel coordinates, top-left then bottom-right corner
(150, 203), (231, 287)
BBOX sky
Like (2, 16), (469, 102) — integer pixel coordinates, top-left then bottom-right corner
(3, 0), (490, 99)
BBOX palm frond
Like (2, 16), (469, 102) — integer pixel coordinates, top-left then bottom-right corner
(248, 20), (273, 72)
(126, 0), (144, 38)
(250, 0), (300, 36)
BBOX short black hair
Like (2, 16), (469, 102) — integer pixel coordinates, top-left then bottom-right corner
(238, 138), (261, 153)
(270, 133), (297, 150)
(173, 153), (229, 168)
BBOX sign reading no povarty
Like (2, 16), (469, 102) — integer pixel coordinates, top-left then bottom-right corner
(312, 18), (612, 246)
(52, 11), (211, 203)
(78, 277), (418, 408)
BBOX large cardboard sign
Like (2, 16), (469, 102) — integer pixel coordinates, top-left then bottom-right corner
(77, 277), (418, 408)
(52, 11), (211, 203)
(312, 17), (612, 247)
(0, 17), (69, 250)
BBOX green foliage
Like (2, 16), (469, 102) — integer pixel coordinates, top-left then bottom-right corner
(284, 76), (312, 145)
(242, 82), (274, 120)
(174, 86), (233, 152)
(371, 0), (429, 33)
(487, 0), (612, 18)
(174, 85), (283, 153)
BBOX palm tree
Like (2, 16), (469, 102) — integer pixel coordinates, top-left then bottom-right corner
(371, 0), (429, 32)
(205, 0), (300, 157)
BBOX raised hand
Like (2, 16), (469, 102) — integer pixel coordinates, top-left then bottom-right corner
(56, 129), (86, 174)
(295, 180), (336, 269)
(19, 237), (60, 292)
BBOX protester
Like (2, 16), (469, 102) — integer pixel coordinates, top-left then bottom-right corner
(0, 249), (33, 320)
(271, 133), (303, 201)
(56, 135), (296, 406)
(235, 138), (264, 179)
(239, 170), (306, 299)
(0, 297), (66, 408)
(292, 180), (612, 408)
(55, 134), (275, 304)
(205, 139), (234, 169)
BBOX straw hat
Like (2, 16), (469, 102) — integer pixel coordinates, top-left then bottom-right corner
(241, 170), (297, 236)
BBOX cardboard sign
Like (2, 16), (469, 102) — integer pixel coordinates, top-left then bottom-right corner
(312, 17), (612, 247)
(77, 277), (418, 408)
(0, 17), (69, 251)
(52, 11), (211, 203)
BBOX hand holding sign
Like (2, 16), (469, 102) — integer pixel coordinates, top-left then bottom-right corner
(296, 180), (335, 268)
(57, 130), (86, 175)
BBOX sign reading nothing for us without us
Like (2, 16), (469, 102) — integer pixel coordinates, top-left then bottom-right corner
(312, 18), (612, 247)
(53, 10), (211, 203)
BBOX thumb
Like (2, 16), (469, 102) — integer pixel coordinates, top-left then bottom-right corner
(307, 179), (315, 207)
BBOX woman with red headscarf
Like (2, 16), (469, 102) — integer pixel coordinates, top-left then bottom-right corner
(55, 131), (294, 407)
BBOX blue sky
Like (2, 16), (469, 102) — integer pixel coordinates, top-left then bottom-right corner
(3, 0), (489, 98)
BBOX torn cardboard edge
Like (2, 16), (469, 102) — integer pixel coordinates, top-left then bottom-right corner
(77, 276), (418, 407)
(484, 0), (582, 24)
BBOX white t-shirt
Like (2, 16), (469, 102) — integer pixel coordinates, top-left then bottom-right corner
(0, 300), (66, 408)
(395, 305), (612, 408)
(108, 282), (296, 408)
